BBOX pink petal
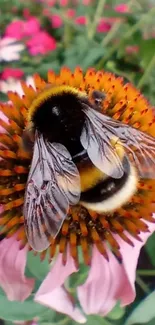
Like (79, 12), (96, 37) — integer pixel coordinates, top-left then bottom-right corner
(117, 221), (155, 302)
(35, 246), (78, 296)
(0, 233), (35, 301)
(77, 222), (155, 316)
(35, 247), (86, 323)
(36, 286), (86, 323)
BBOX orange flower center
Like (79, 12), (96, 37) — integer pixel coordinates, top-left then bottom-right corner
(0, 66), (155, 265)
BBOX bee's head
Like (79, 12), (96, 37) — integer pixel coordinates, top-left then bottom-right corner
(32, 92), (85, 139)
(24, 87), (89, 156)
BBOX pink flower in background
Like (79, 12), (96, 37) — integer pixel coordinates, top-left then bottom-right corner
(66, 9), (76, 18)
(82, 0), (93, 5)
(114, 4), (129, 13)
(23, 8), (31, 19)
(75, 16), (87, 25)
(126, 45), (139, 54)
(50, 15), (63, 28)
(27, 31), (56, 55)
(1, 68), (24, 80)
(35, 223), (155, 321)
(59, 0), (68, 6)
(48, 0), (56, 5)
(43, 8), (51, 17)
(23, 17), (41, 36)
(0, 37), (24, 61)
(5, 21), (24, 40)
(97, 18), (112, 33)
(5, 17), (41, 40)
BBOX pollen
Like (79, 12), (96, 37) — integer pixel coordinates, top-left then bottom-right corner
(0, 67), (155, 265)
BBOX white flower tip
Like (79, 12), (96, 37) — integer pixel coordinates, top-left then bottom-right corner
(78, 316), (87, 324)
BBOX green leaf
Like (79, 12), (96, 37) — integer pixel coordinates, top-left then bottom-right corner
(26, 251), (50, 281)
(145, 233), (155, 266)
(124, 291), (155, 325)
(0, 292), (48, 321)
(107, 302), (125, 320)
(139, 39), (155, 68)
(39, 309), (57, 323)
(86, 315), (112, 325)
(82, 48), (105, 70)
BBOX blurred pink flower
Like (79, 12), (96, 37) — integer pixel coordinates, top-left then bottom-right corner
(1, 68), (24, 80)
(114, 4), (129, 13)
(5, 21), (24, 40)
(50, 15), (63, 28)
(75, 16), (87, 25)
(0, 37), (24, 61)
(126, 45), (139, 54)
(23, 8), (31, 19)
(48, 0), (56, 5)
(66, 9), (76, 18)
(35, 222), (155, 322)
(26, 31), (56, 55)
(82, 0), (93, 5)
(59, 0), (68, 5)
(97, 18), (112, 33)
(5, 17), (41, 40)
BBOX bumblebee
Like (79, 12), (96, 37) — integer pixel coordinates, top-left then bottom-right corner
(22, 85), (155, 252)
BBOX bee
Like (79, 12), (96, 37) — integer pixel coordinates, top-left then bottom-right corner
(22, 85), (155, 251)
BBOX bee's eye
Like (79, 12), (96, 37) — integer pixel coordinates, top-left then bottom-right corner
(22, 129), (35, 152)
(94, 98), (102, 105)
(91, 90), (106, 110)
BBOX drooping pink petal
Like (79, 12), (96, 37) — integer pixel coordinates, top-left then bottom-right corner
(0, 233), (35, 301)
(77, 222), (155, 316)
(36, 286), (86, 323)
(116, 221), (155, 303)
(35, 246), (86, 323)
(35, 246), (78, 296)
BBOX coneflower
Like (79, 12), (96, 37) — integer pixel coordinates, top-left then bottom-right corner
(0, 67), (154, 322)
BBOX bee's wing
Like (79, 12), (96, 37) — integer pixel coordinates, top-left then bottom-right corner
(23, 134), (80, 252)
(81, 107), (155, 179)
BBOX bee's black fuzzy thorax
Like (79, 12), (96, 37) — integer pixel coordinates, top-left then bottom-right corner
(32, 92), (86, 156)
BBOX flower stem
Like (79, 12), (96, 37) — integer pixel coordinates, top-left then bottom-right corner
(87, 0), (106, 40)
(136, 275), (150, 294)
(137, 54), (155, 89)
(138, 269), (155, 276)
(63, 23), (72, 47)
(101, 0), (136, 47)
(102, 21), (121, 47)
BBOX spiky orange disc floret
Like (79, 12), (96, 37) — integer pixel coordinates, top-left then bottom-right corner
(0, 66), (155, 265)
